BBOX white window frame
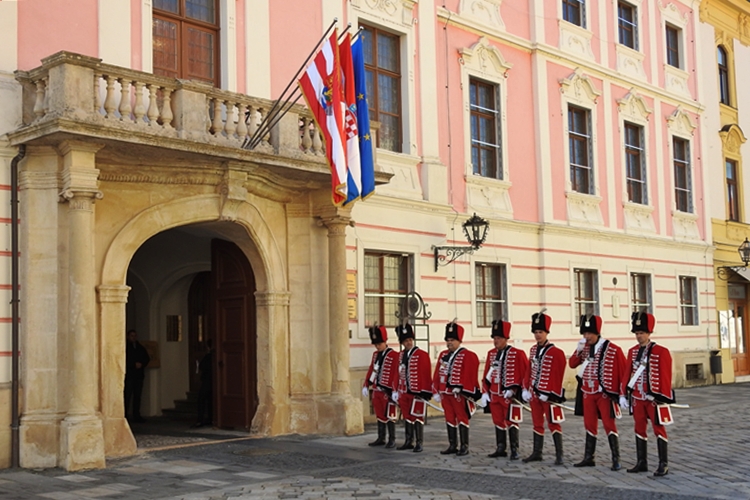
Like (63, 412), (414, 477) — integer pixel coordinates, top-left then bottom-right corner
(629, 271), (653, 314)
(471, 256), (514, 333)
(617, 0), (639, 51)
(474, 262), (509, 329)
(571, 267), (600, 327)
(677, 274), (700, 328)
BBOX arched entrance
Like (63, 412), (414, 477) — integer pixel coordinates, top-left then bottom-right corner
(125, 223), (258, 430)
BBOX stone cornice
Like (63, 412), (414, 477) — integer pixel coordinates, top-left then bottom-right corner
(700, 0), (750, 46)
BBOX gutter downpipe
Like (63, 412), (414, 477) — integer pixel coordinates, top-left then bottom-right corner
(10, 144), (26, 468)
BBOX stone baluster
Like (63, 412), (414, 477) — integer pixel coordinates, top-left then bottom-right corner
(93, 74), (102, 114)
(43, 77), (50, 115)
(118, 78), (132, 121)
(146, 84), (159, 125)
(210, 98), (223, 135)
(224, 101), (237, 138)
(133, 82), (146, 123)
(160, 87), (174, 128)
(236, 103), (248, 142)
(103, 76), (117, 119)
(33, 79), (46, 120)
(312, 127), (323, 155)
(247, 105), (258, 138)
(300, 117), (312, 152)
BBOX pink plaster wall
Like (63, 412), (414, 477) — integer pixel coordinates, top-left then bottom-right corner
(501, 0), (530, 41)
(236, 0), (246, 94)
(131, 0), (142, 70)
(18, 0), (99, 70)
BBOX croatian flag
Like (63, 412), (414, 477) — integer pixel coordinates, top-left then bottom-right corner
(298, 30), (348, 206)
(351, 34), (375, 200)
(340, 33), (362, 205)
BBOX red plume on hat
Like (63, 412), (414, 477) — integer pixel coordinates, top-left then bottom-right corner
(579, 314), (603, 335)
(631, 311), (656, 334)
(531, 308), (551, 333)
(444, 321), (464, 342)
(491, 319), (511, 339)
(369, 325), (388, 344)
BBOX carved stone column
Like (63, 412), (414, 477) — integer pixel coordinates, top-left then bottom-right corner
(316, 207), (363, 435)
(97, 284), (137, 458)
(253, 291), (291, 435)
(57, 141), (106, 470)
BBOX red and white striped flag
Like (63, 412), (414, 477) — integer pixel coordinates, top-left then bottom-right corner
(298, 30), (348, 206)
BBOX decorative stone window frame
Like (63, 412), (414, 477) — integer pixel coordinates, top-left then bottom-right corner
(460, 37), (513, 218)
(569, 264), (602, 332)
(559, 68), (604, 227)
(666, 107), (700, 240)
(720, 124), (747, 222)
(558, 1), (595, 62)
(715, 30), (738, 121)
(351, 1), (422, 200)
(674, 271), (701, 332)
(660, 2), (690, 96)
(618, 89), (655, 233)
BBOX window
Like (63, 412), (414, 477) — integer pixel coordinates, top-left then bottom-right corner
(364, 252), (411, 327)
(666, 25), (681, 68)
(618, 2), (637, 50)
(673, 137), (691, 213)
(569, 106), (593, 194)
(361, 25), (402, 153)
(574, 269), (599, 325)
(153, 0), (219, 86)
(631, 273), (652, 313)
(562, 0), (584, 27)
(726, 159), (740, 222)
(625, 122), (646, 204)
(475, 264), (507, 328)
(470, 79), (502, 179)
(718, 46), (730, 106)
(679, 276), (698, 326)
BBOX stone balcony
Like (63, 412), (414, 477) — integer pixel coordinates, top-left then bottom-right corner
(9, 51), (383, 187)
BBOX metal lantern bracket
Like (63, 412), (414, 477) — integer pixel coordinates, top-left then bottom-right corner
(433, 213), (489, 271)
(716, 237), (750, 281)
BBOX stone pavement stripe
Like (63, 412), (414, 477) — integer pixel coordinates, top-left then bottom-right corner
(56, 474), (98, 483)
(234, 471), (278, 479)
(186, 478), (232, 487)
(38, 493), (81, 500)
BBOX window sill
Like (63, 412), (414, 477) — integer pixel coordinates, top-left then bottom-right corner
(558, 20), (594, 61)
(623, 201), (655, 233)
(615, 44), (646, 81)
(565, 190), (603, 226)
(664, 64), (690, 97)
(672, 210), (700, 240)
(373, 148), (423, 201)
(466, 174), (513, 218)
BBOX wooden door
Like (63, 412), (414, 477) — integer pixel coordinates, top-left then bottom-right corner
(212, 239), (257, 429)
(188, 272), (211, 393)
(728, 299), (750, 376)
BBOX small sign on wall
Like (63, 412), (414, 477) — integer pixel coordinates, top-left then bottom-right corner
(348, 298), (357, 319)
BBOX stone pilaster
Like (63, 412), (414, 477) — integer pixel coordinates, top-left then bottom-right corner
(58, 140), (105, 470)
(97, 284), (136, 458)
(253, 291), (291, 435)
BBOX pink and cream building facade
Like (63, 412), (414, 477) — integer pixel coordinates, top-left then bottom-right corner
(0, 0), (737, 470)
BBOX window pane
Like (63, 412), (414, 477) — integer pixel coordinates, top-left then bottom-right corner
(379, 114), (400, 152)
(186, 27), (215, 83)
(154, 0), (178, 13)
(153, 18), (178, 78)
(377, 33), (399, 72)
(378, 74), (399, 114)
(186, 0), (215, 23)
(361, 29), (374, 66)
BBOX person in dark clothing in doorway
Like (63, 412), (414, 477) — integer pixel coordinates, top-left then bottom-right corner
(193, 339), (214, 428)
(124, 329), (150, 423)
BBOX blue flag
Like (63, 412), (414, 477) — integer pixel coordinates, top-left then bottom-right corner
(351, 36), (375, 200)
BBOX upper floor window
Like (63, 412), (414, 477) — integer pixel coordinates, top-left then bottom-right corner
(718, 46), (730, 106)
(574, 269), (599, 326)
(569, 106), (593, 194)
(673, 137), (692, 213)
(679, 276), (698, 326)
(562, 0), (585, 27)
(666, 25), (681, 68)
(631, 273), (652, 313)
(153, 0), (219, 86)
(475, 264), (507, 328)
(625, 122), (647, 204)
(726, 159), (740, 222)
(618, 2), (637, 50)
(364, 251), (412, 327)
(470, 79), (502, 179)
(361, 25), (402, 153)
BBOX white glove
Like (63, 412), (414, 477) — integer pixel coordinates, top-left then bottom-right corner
(539, 394), (548, 402)
(361, 386), (369, 398)
(619, 396), (629, 410)
(433, 393), (441, 403)
(576, 338), (587, 353)
(479, 393), (490, 408)
(522, 389), (532, 403)
(452, 387), (461, 395)
(645, 394), (655, 402)
(503, 389), (514, 399)
(392, 391), (400, 403)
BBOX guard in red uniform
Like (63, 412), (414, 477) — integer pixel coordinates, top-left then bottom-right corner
(521, 309), (567, 465)
(569, 314), (629, 470)
(432, 322), (481, 456)
(363, 326), (400, 448)
(481, 319), (529, 460)
(394, 323), (433, 453)
(625, 311), (674, 477)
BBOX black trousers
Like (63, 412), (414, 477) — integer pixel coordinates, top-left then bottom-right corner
(196, 382), (213, 424)
(124, 375), (144, 418)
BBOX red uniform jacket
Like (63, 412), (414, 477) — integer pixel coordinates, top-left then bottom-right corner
(482, 346), (528, 396)
(364, 347), (400, 393)
(570, 339), (628, 400)
(627, 342), (674, 404)
(433, 347), (481, 400)
(398, 347), (433, 400)
(524, 342), (566, 402)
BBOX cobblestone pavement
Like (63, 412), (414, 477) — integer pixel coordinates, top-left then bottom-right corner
(1, 383), (748, 499)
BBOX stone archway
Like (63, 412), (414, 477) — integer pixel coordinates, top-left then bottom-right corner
(97, 194), (291, 458)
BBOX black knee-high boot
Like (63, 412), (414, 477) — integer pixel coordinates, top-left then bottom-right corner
(440, 425), (458, 454)
(413, 421), (424, 453)
(488, 428), (508, 458)
(397, 422), (414, 450)
(368, 422), (386, 446)
(553, 432), (564, 465)
(574, 434), (596, 467)
(457, 425), (470, 456)
(627, 437), (648, 473)
(385, 421), (396, 448)
(654, 438), (669, 477)
(508, 426), (520, 460)
(522, 433), (544, 462)
(608, 434), (621, 471)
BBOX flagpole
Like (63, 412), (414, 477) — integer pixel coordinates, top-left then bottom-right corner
(244, 18), (339, 150)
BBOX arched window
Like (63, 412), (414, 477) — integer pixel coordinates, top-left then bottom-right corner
(718, 46), (730, 106)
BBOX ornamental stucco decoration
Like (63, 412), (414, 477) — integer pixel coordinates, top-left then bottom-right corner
(459, 36), (513, 77)
(458, 0), (505, 31)
(559, 68), (601, 104)
(617, 89), (652, 122)
(666, 107), (697, 136)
